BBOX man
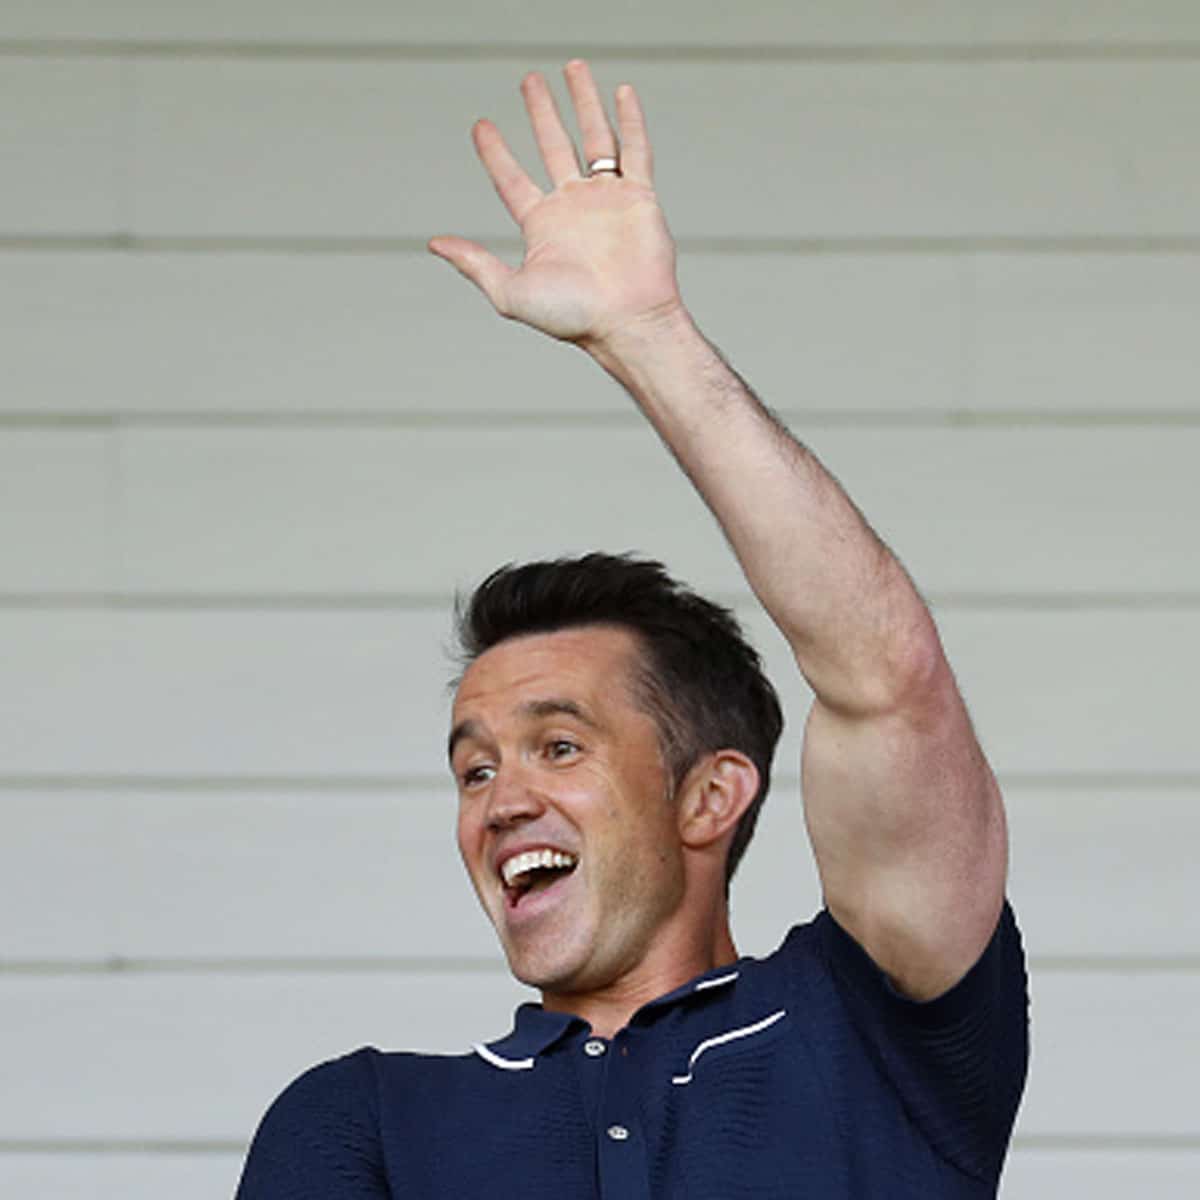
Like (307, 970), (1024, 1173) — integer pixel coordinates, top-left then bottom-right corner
(237, 61), (1028, 1197)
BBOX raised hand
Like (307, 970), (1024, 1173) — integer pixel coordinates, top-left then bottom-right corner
(428, 60), (683, 349)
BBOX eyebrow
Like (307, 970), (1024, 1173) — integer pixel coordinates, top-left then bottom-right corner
(447, 718), (484, 764)
(446, 698), (602, 763)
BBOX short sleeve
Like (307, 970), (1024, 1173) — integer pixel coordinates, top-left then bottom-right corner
(236, 1048), (389, 1200)
(817, 899), (1030, 1184)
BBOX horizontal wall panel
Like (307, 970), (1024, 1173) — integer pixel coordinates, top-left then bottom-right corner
(129, 60), (1200, 239)
(0, 58), (123, 234)
(0, 431), (110, 591)
(112, 426), (1200, 597)
(0, 609), (458, 778)
(8, 2), (1200, 48)
(3, 1148), (1198, 1200)
(938, 608), (1200, 776)
(115, 425), (735, 597)
(0, 249), (963, 417)
(4, 784), (1196, 962)
(2, 607), (1199, 777)
(0, 787), (499, 960)
(0, 969), (1195, 1139)
(976, 4), (1200, 46)
(970, 253), (1200, 413)
(739, 785), (1200, 961)
(1018, 970), (1200, 1136)
(0, 971), (533, 1140)
(1000, 1150), (1200, 1200)
(0, 2), (975, 47)
(0, 1154), (240, 1200)
(1003, 789), (1200, 960)
(8, 251), (1200, 419)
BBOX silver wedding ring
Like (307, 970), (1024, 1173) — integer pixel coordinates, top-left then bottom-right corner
(586, 157), (621, 177)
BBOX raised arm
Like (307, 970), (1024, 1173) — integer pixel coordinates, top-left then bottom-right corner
(429, 61), (1007, 1002)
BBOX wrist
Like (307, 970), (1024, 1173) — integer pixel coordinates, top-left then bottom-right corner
(581, 298), (699, 380)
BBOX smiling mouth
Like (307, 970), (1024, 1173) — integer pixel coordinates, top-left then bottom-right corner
(500, 849), (579, 909)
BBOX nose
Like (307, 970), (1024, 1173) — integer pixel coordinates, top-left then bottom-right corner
(483, 762), (547, 832)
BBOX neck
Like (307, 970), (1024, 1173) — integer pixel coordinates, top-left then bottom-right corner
(540, 913), (739, 1039)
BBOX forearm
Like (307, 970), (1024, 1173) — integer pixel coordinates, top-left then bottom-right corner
(430, 58), (940, 718)
(585, 305), (941, 716)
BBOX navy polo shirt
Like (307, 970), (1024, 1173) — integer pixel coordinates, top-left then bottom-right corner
(237, 901), (1028, 1198)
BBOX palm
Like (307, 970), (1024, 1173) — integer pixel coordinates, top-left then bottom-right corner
(503, 183), (677, 342)
(430, 62), (681, 349)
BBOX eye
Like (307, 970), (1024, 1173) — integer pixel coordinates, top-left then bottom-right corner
(460, 764), (496, 788)
(546, 738), (580, 760)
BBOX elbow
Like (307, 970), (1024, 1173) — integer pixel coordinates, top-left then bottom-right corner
(854, 606), (951, 721)
(789, 556), (954, 720)
(890, 611), (950, 706)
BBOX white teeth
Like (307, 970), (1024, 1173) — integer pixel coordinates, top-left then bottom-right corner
(500, 848), (578, 888)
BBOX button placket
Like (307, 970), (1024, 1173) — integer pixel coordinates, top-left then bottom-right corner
(596, 1032), (650, 1200)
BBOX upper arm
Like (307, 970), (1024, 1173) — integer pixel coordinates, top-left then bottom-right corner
(236, 1051), (388, 1200)
(800, 645), (1009, 1002)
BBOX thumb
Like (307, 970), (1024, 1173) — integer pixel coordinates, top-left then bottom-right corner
(428, 236), (512, 313)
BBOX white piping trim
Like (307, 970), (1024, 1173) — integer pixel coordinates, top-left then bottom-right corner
(472, 1042), (535, 1071)
(670, 1009), (787, 1085)
(694, 970), (739, 992)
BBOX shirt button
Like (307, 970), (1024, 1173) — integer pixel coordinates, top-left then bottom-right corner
(606, 1124), (630, 1142)
(584, 1039), (607, 1057)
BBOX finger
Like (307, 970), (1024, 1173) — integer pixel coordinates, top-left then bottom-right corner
(614, 82), (653, 185)
(472, 119), (543, 226)
(563, 59), (618, 174)
(520, 71), (582, 187)
(427, 235), (514, 313)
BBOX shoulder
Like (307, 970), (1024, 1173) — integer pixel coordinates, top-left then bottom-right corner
(237, 1049), (385, 1198)
(759, 901), (1029, 1087)
(267, 1045), (483, 1110)
(759, 902), (1026, 1010)
(238, 1046), (484, 1198)
(248, 1047), (383, 1144)
(812, 899), (1028, 1027)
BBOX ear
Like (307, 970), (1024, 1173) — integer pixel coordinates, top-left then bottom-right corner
(677, 750), (760, 851)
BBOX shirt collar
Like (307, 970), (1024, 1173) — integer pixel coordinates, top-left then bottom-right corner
(476, 1003), (583, 1069)
(631, 960), (743, 1021)
(474, 961), (745, 1069)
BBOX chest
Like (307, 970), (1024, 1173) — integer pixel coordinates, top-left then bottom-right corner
(383, 1010), (930, 1200)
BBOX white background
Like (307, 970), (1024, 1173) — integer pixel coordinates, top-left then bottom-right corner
(3, 2), (1199, 1195)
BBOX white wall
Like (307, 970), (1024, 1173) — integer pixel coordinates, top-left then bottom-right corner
(3, 3), (1199, 1196)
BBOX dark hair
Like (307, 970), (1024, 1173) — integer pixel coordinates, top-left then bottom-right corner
(453, 553), (784, 890)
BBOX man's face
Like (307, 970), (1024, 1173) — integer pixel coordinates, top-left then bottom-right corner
(450, 625), (686, 997)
